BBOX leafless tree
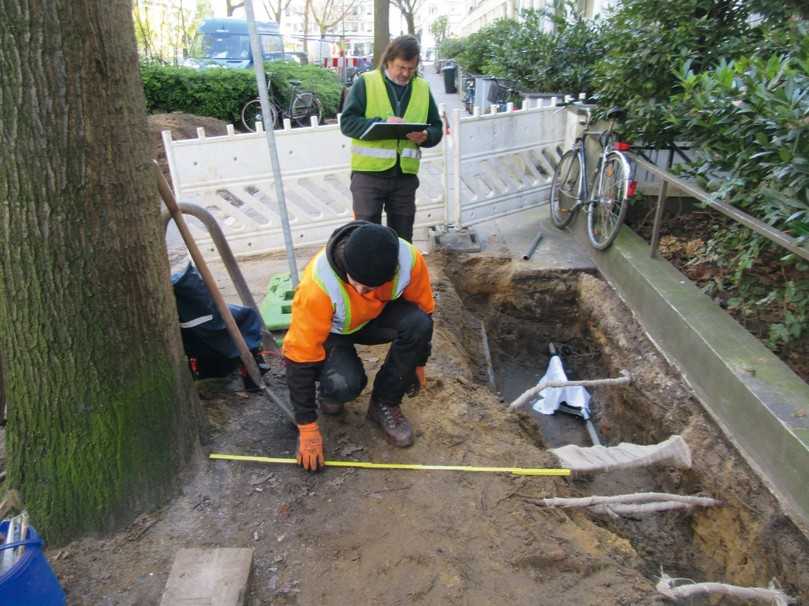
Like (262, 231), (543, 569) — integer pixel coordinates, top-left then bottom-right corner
(226, 0), (245, 16)
(390, 0), (419, 35)
(373, 0), (389, 65)
(262, 0), (294, 23)
(309, 0), (359, 36)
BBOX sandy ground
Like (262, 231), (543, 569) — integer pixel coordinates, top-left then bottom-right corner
(50, 250), (809, 605)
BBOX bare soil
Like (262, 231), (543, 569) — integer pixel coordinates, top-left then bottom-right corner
(50, 251), (809, 605)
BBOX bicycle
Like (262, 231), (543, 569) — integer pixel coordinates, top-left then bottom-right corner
(241, 79), (323, 132)
(549, 105), (637, 250)
(462, 74), (476, 114)
(487, 77), (520, 112)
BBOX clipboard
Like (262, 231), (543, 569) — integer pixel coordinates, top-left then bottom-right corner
(360, 122), (428, 141)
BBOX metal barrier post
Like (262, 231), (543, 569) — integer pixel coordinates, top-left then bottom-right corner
(649, 149), (675, 258)
(450, 108), (462, 226)
(630, 152), (809, 263)
(245, 0), (299, 287)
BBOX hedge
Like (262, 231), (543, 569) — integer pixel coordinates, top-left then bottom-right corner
(438, 9), (603, 96)
(140, 61), (343, 126)
(667, 25), (809, 347)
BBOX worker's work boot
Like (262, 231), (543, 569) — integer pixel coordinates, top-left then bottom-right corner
(319, 397), (344, 416)
(366, 399), (414, 447)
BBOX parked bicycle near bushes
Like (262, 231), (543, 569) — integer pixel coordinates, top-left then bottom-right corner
(241, 79), (323, 131)
(549, 104), (637, 250)
(487, 77), (521, 112)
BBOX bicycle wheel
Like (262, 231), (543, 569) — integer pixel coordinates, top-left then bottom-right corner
(549, 149), (582, 229)
(241, 99), (277, 132)
(289, 91), (321, 127)
(587, 150), (631, 250)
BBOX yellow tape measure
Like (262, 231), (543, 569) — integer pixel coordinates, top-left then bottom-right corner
(210, 453), (570, 477)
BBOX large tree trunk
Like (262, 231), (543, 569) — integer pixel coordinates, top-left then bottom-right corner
(373, 0), (390, 67)
(405, 11), (415, 35)
(0, 0), (201, 544)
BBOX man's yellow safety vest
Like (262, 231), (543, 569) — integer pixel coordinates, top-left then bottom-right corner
(351, 70), (429, 175)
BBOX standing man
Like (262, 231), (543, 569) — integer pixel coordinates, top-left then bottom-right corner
(283, 221), (435, 471)
(340, 35), (443, 242)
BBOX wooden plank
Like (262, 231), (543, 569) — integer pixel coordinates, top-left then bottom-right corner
(160, 548), (253, 606)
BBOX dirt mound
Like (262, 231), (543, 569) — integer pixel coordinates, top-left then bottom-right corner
(149, 112), (229, 179)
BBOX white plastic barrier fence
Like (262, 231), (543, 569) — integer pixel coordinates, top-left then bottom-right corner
(163, 120), (445, 258)
(163, 100), (570, 259)
(447, 97), (567, 227)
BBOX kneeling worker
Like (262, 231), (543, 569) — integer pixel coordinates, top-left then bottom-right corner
(283, 221), (435, 471)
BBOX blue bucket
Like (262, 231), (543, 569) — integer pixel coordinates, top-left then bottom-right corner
(0, 521), (66, 606)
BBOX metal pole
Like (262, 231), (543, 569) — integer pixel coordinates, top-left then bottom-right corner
(630, 152), (809, 263)
(522, 231), (543, 261)
(245, 0), (300, 287)
(451, 108), (462, 227)
(649, 149), (674, 259)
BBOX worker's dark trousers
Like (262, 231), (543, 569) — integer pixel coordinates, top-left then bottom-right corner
(318, 299), (432, 406)
(350, 172), (419, 242)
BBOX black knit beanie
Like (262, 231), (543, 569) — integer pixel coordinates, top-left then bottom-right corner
(343, 223), (399, 287)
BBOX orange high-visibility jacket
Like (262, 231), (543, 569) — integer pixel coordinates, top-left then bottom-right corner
(283, 239), (435, 364)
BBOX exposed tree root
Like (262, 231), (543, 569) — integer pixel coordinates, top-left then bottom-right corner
(527, 492), (720, 517)
(656, 572), (796, 605)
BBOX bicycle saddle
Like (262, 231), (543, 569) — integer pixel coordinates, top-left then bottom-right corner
(605, 107), (626, 121)
(288, 79), (302, 86)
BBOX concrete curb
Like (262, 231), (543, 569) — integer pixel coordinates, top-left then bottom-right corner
(571, 221), (809, 529)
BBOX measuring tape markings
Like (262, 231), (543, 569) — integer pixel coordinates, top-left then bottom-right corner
(210, 453), (571, 476)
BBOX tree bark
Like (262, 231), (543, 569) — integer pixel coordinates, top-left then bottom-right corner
(227, 0), (246, 16)
(0, 0), (201, 544)
(373, 0), (390, 66)
(303, 0), (311, 52)
(405, 11), (415, 35)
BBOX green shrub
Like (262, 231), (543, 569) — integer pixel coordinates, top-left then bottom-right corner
(140, 61), (343, 124)
(669, 39), (809, 233)
(483, 9), (604, 94)
(666, 24), (809, 347)
(454, 19), (517, 76)
(446, 7), (603, 94)
(593, 0), (762, 147)
(437, 38), (465, 62)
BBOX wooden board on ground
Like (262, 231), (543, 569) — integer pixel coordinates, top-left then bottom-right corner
(160, 548), (253, 606)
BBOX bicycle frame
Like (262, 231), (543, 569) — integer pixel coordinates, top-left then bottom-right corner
(567, 117), (621, 212)
(550, 103), (636, 249)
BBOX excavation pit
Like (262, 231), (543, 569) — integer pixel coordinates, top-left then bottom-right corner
(439, 252), (809, 603)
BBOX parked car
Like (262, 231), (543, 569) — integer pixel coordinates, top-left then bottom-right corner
(184, 18), (285, 70)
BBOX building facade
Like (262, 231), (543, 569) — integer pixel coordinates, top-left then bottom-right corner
(281, 0), (375, 61)
(416, 0), (467, 56)
(459, 0), (616, 36)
